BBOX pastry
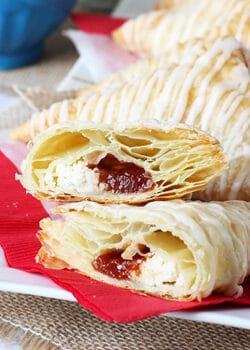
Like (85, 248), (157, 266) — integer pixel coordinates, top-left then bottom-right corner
(153, 0), (196, 10)
(13, 37), (250, 200)
(37, 200), (250, 301)
(77, 37), (241, 99)
(112, 0), (250, 57)
(19, 120), (225, 203)
(11, 98), (78, 143)
(11, 36), (250, 145)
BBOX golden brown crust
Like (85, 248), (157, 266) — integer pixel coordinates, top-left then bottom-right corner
(10, 120), (32, 144)
(11, 98), (78, 143)
(37, 245), (70, 270)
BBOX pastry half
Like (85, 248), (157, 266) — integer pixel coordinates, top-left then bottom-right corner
(112, 0), (250, 57)
(37, 200), (250, 301)
(19, 120), (225, 203)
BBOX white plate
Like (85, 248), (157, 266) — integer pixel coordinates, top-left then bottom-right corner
(0, 247), (249, 329)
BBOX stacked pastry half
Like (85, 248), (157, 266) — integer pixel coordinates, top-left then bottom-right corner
(18, 119), (250, 302)
(16, 1), (250, 302)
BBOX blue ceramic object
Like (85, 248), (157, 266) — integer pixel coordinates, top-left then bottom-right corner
(0, 0), (76, 70)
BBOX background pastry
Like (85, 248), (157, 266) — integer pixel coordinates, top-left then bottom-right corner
(11, 36), (250, 143)
(153, 0), (196, 10)
(11, 37), (250, 142)
(11, 98), (78, 143)
(76, 37), (245, 98)
(75, 37), (249, 98)
(113, 0), (250, 57)
(37, 200), (250, 301)
(19, 120), (225, 203)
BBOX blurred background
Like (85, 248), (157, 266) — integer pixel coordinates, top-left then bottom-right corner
(0, 0), (120, 71)
(75, 0), (119, 13)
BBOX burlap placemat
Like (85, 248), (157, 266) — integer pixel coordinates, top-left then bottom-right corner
(0, 291), (249, 350)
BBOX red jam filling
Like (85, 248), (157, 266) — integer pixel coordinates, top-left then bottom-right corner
(92, 249), (149, 280)
(89, 154), (155, 194)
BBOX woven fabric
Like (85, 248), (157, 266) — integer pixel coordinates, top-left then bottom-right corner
(0, 291), (250, 350)
(0, 19), (78, 92)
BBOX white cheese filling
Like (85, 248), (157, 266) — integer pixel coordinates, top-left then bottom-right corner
(44, 161), (100, 194)
(131, 253), (187, 288)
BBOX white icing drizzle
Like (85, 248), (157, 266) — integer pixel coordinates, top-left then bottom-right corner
(48, 103), (58, 126)
(235, 3), (250, 40)
(78, 96), (94, 121)
(116, 0), (250, 56)
(59, 100), (69, 122)
(185, 39), (243, 124)
(103, 93), (117, 123)
(228, 147), (250, 200)
(37, 111), (47, 136)
(30, 114), (36, 139)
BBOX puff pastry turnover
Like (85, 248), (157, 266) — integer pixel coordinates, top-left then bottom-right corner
(19, 120), (224, 203)
(37, 200), (250, 301)
(11, 36), (249, 142)
(112, 0), (250, 57)
(13, 38), (250, 200)
(75, 37), (248, 99)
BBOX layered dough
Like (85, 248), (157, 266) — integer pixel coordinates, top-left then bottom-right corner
(112, 0), (250, 57)
(37, 200), (250, 301)
(13, 37), (250, 201)
(19, 120), (225, 203)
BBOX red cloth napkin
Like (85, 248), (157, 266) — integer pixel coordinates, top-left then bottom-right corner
(71, 12), (126, 35)
(1, 150), (250, 322)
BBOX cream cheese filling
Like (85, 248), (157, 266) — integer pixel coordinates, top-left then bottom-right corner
(42, 152), (110, 195)
(129, 252), (196, 295)
(44, 161), (101, 195)
(131, 253), (178, 287)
